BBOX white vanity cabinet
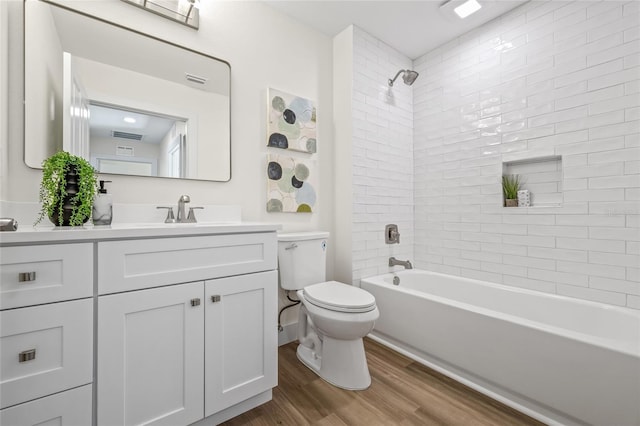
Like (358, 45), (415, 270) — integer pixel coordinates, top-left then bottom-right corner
(0, 243), (94, 426)
(96, 230), (278, 426)
(1, 224), (279, 426)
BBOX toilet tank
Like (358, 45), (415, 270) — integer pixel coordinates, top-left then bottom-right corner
(278, 232), (329, 290)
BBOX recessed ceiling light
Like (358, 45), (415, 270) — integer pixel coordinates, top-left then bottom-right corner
(123, 117), (136, 124)
(454, 0), (482, 18)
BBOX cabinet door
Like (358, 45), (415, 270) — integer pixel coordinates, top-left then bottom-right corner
(98, 282), (204, 426)
(205, 270), (278, 416)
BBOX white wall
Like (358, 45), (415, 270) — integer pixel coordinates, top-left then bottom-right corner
(349, 27), (415, 285)
(413, 0), (640, 309)
(3, 0), (335, 327)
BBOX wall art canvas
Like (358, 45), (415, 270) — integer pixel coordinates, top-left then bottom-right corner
(267, 88), (317, 153)
(266, 155), (317, 213)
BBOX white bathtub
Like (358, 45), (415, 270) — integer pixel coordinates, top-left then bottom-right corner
(361, 270), (640, 426)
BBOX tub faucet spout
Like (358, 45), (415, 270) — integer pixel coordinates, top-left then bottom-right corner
(389, 257), (413, 269)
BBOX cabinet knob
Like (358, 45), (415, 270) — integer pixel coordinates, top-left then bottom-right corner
(19, 349), (36, 363)
(190, 298), (201, 307)
(211, 295), (221, 303)
(18, 272), (36, 282)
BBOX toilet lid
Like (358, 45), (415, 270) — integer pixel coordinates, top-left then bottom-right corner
(303, 281), (376, 313)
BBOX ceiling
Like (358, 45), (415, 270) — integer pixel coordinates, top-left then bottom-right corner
(89, 104), (177, 145)
(263, 0), (529, 59)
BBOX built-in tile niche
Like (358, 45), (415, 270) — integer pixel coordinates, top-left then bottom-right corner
(502, 156), (562, 208)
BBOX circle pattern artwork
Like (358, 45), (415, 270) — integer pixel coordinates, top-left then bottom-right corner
(266, 155), (316, 213)
(267, 88), (316, 153)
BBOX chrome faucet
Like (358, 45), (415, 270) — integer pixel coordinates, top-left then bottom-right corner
(389, 257), (413, 269)
(177, 195), (191, 223)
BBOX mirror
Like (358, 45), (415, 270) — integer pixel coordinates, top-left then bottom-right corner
(24, 0), (231, 181)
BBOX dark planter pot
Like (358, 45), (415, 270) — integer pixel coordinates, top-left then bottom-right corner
(504, 198), (518, 207)
(48, 167), (90, 226)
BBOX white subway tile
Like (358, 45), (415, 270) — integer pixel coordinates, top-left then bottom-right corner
(627, 295), (640, 309)
(557, 237), (626, 253)
(587, 41), (640, 68)
(555, 136), (625, 156)
(557, 260), (626, 280)
(502, 275), (557, 293)
(563, 188), (625, 202)
(589, 226), (640, 241)
(589, 251), (640, 267)
(589, 94), (640, 116)
(503, 253), (555, 270)
(555, 59), (623, 88)
(528, 246), (588, 262)
(589, 276), (640, 295)
(588, 65), (640, 91)
(557, 284), (627, 306)
(588, 9), (640, 42)
(527, 224), (588, 238)
(528, 267), (589, 287)
(482, 261), (527, 276)
(626, 188), (640, 200)
(588, 147), (640, 164)
(588, 201), (640, 215)
(555, 214), (625, 226)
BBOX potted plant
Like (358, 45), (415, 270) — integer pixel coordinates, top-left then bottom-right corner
(36, 151), (98, 226)
(502, 174), (521, 207)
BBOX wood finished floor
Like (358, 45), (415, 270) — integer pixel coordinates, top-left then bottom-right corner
(221, 338), (545, 426)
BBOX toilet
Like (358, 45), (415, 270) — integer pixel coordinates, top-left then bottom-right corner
(278, 232), (379, 390)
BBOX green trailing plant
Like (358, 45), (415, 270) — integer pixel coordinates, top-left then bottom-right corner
(36, 151), (98, 226)
(502, 174), (521, 200)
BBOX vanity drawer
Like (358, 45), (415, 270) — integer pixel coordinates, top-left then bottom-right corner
(0, 383), (92, 425)
(0, 244), (93, 310)
(0, 299), (93, 409)
(98, 232), (277, 295)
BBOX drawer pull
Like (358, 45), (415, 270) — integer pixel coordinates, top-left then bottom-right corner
(18, 272), (36, 282)
(211, 295), (221, 303)
(190, 298), (201, 307)
(19, 349), (36, 363)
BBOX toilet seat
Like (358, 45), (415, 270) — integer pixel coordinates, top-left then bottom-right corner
(303, 281), (376, 313)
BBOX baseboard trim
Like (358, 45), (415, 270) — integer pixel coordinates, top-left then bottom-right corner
(278, 321), (297, 346)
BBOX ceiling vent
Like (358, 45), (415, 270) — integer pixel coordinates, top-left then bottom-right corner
(112, 130), (143, 141)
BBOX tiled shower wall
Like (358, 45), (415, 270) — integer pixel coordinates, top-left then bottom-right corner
(413, 0), (640, 308)
(351, 27), (414, 284)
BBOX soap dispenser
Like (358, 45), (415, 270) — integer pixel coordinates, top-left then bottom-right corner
(92, 180), (113, 225)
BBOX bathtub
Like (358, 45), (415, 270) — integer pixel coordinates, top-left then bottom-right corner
(361, 270), (640, 426)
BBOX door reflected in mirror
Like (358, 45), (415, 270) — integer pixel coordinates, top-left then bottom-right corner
(24, 0), (231, 181)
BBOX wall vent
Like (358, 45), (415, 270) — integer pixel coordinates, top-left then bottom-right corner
(112, 130), (143, 141)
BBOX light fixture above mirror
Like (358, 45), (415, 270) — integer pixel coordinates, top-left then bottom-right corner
(120, 0), (200, 29)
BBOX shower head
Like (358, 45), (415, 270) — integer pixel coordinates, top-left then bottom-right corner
(388, 69), (419, 87)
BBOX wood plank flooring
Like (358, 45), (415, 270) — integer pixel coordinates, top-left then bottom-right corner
(221, 338), (545, 426)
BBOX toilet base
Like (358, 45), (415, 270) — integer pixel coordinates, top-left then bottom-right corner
(297, 336), (372, 391)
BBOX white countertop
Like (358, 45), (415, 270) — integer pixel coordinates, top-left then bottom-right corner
(0, 222), (282, 245)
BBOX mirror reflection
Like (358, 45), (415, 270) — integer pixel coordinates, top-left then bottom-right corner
(24, 0), (231, 181)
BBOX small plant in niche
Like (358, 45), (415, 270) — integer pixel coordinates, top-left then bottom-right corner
(36, 151), (98, 226)
(502, 174), (521, 207)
